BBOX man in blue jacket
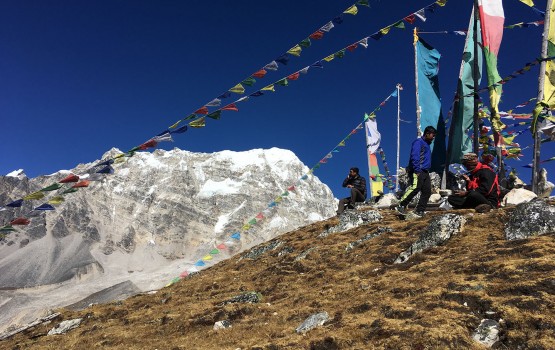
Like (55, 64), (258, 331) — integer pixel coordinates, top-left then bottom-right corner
(396, 126), (437, 219)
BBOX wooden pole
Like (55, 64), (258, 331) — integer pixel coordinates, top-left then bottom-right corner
(396, 83), (403, 192)
(532, 0), (553, 194)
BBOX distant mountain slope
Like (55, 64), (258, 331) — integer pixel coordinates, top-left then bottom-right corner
(0, 147), (336, 334)
(3, 205), (554, 349)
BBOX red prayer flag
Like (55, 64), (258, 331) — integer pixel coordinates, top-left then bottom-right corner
(10, 217), (30, 225)
(287, 185), (296, 191)
(309, 31), (324, 40)
(216, 243), (228, 250)
(59, 174), (79, 183)
(252, 69), (267, 78)
(222, 104), (239, 111)
(194, 106), (209, 115)
(72, 180), (90, 188)
(139, 139), (158, 150)
(287, 72), (300, 81)
(404, 14), (416, 24)
(255, 213), (264, 219)
(347, 44), (358, 52)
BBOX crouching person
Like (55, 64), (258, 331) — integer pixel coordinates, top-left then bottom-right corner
(447, 153), (500, 213)
(337, 167), (367, 215)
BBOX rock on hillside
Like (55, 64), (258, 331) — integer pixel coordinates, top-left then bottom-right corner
(2, 201), (555, 349)
(0, 147), (336, 334)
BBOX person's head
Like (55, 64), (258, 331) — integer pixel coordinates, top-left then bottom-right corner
(423, 126), (437, 143)
(349, 167), (359, 176)
(461, 153), (479, 170)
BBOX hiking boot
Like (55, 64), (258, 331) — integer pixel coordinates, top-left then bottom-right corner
(395, 205), (407, 215)
(405, 211), (424, 221)
(475, 204), (492, 213)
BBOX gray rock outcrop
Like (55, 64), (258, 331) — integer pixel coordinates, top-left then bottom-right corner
(504, 200), (555, 240)
(395, 214), (466, 263)
(295, 311), (329, 334)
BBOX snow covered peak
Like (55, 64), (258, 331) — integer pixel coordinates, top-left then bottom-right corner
(5, 169), (26, 179)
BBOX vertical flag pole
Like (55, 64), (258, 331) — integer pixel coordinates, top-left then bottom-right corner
(473, 0), (480, 154)
(414, 28), (422, 138)
(532, 0), (553, 194)
(396, 83), (403, 193)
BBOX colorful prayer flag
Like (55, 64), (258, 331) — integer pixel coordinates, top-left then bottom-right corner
(287, 45), (302, 57)
(344, 5), (358, 15)
(229, 83), (245, 94)
(189, 117), (206, 128)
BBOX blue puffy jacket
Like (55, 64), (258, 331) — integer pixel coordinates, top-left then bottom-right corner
(407, 137), (432, 173)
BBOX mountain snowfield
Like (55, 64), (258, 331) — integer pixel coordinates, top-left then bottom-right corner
(0, 147), (336, 334)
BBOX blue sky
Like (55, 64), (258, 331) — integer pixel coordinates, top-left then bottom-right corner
(1, 0), (552, 199)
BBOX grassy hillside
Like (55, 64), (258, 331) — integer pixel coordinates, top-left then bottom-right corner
(3, 206), (555, 349)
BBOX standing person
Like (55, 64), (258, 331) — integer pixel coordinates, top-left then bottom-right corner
(337, 167), (367, 215)
(447, 153), (499, 212)
(396, 126), (437, 219)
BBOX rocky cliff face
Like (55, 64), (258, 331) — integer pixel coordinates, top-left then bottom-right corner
(0, 147), (336, 332)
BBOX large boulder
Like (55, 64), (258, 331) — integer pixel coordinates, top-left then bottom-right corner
(395, 214), (466, 263)
(501, 188), (537, 207)
(504, 200), (555, 240)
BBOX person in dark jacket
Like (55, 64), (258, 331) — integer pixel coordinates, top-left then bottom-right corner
(396, 125), (437, 219)
(447, 153), (499, 213)
(337, 167), (367, 215)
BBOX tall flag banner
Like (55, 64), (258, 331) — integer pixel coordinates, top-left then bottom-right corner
(478, 0), (505, 138)
(415, 34), (447, 173)
(365, 116), (383, 197)
(534, 2), (555, 137)
(447, 10), (483, 164)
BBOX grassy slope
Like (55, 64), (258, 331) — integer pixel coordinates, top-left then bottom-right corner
(4, 206), (555, 349)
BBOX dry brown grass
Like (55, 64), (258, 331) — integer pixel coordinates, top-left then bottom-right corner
(3, 207), (555, 349)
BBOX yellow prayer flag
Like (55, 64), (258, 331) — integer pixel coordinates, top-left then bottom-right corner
(436, 0), (448, 6)
(380, 26), (391, 35)
(518, 0), (534, 6)
(323, 54), (335, 62)
(202, 255), (213, 261)
(262, 84), (275, 92)
(189, 117), (206, 128)
(343, 5), (358, 15)
(169, 120), (182, 129)
(338, 140), (346, 147)
(229, 83), (245, 94)
(48, 196), (65, 205)
(287, 45), (302, 57)
(23, 191), (45, 201)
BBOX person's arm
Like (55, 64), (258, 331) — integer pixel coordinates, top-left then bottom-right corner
(409, 140), (422, 173)
(342, 176), (351, 188)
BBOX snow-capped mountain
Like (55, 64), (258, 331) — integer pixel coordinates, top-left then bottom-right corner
(0, 147), (336, 332)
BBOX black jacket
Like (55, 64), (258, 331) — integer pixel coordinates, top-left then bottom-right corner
(342, 174), (367, 198)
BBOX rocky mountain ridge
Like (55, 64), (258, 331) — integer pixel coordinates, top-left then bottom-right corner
(0, 147), (336, 334)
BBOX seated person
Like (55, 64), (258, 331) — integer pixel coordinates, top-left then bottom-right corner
(337, 167), (367, 215)
(447, 153), (500, 213)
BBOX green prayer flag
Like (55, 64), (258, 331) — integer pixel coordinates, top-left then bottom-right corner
(299, 38), (311, 48)
(277, 78), (288, 86)
(41, 183), (62, 192)
(334, 49), (345, 58)
(210, 249), (220, 255)
(393, 21), (405, 29)
(248, 218), (257, 225)
(357, 0), (370, 7)
(242, 77), (256, 86)
(63, 188), (79, 194)
(207, 111), (221, 119)
(0, 225), (16, 232)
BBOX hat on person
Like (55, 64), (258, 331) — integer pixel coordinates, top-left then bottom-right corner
(461, 153), (478, 166)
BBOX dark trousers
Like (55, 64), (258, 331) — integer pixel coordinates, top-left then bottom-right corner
(447, 190), (491, 209)
(399, 172), (431, 213)
(337, 188), (365, 214)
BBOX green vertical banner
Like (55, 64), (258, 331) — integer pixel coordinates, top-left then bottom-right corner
(447, 10), (483, 164)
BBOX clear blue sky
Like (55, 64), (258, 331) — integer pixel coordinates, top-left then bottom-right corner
(1, 0), (552, 199)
